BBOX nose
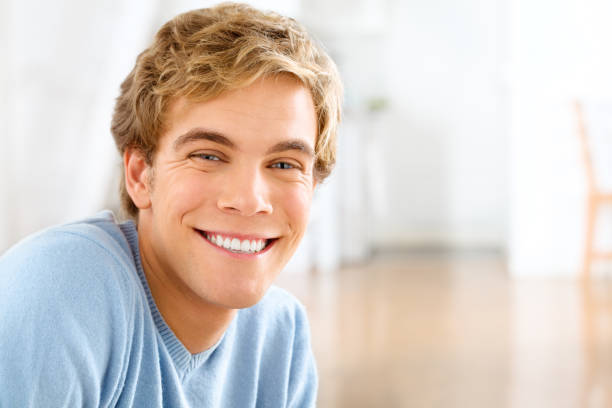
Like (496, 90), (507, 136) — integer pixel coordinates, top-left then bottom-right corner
(217, 166), (273, 216)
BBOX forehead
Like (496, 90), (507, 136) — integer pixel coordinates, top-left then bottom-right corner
(161, 76), (318, 149)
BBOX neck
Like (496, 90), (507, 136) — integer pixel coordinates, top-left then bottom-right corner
(138, 228), (236, 354)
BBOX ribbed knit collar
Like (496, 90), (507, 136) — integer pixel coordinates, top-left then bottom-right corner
(118, 219), (225, 378)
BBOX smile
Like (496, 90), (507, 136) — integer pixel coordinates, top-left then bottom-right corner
(198, 230), (274, 255)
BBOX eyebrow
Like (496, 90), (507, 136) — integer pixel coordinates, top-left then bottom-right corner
(173, 128), (236, 151)
(266, 140), (315, 158)
(173, 127), (314, 157)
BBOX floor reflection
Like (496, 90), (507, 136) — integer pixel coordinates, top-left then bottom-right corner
(275, 252), (612, 408)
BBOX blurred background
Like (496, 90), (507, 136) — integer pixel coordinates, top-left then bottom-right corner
(1, 0), (612, 406)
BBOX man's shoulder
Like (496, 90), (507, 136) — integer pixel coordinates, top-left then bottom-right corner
(254, 285), (307, 313)
(0, 211), (139, 302)
(236, 285), (310, 337)
(0, 212), (142, 406)
(2, 211), (134, 269)
(0, 211), (141, 344)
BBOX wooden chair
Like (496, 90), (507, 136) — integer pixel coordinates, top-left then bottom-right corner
(575, 101), (612, 278)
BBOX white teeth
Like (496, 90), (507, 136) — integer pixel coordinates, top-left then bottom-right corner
(241, 240), (250, 252)
(205, 232), (269, 254)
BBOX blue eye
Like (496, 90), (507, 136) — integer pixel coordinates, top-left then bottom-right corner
(271, 162), (295, 170)
(196, 154), (220, 161)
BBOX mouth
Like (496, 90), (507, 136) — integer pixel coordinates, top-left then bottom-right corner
(196, 229), (277, 255)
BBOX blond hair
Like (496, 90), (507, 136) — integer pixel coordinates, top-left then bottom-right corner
(111, 2), (343, 218)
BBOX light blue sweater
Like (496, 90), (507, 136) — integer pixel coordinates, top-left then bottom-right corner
(0, 211), (317, 407)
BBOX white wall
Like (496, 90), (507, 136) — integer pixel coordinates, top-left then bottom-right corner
(0, 1), (12, 251)
(386, 0), (508, 249)
(0, 0), (160, 251)
(508, 0), (612, 277)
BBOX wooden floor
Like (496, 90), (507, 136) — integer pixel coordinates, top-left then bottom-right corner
(276, 252), (612, 408)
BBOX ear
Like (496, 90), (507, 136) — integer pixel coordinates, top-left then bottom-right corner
(124, 148), (152, 210)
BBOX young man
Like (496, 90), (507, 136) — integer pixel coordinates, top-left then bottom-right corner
(0, 3), (342, 407)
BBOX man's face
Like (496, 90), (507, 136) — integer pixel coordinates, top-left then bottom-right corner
(136, 76), (317, 309)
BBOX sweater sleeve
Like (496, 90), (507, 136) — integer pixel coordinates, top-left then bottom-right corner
(286, 302), (318, 408)
(0, 230), (134, 408)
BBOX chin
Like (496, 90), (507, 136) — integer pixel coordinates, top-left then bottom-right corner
(215, 292), (266, 310)
(207, 282), (271, 310)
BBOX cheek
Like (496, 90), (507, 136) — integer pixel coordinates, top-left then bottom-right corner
(280, 185), (314, 231)
(154, 172), (214, 216)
